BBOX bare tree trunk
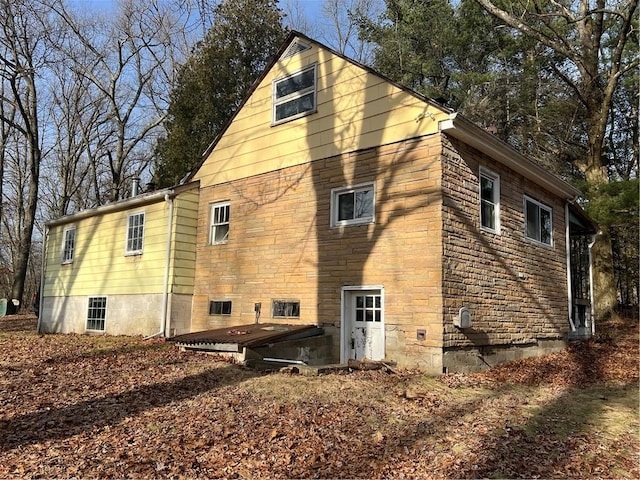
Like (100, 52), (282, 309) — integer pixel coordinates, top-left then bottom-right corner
(0, 0), (45, 307)
(475, 0), (639, 320)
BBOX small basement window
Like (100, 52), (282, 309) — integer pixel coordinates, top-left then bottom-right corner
(209, 300), (232, 315)
(87, 296), (107, 331)
(272, 300), (300, 318)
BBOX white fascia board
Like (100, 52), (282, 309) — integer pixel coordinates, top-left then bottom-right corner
(46, 190), (171, 228)
(45, 181), (200, 228)
(439, 113), (581, 200)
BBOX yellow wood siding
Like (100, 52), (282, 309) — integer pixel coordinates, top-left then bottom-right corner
(169, 190), (199, 294)
(44, 201), (172, 297)
(193, 41), (448, 188)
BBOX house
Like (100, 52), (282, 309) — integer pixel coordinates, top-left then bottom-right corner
(40, 182), (199, 337)
(40, 32), (597, 373)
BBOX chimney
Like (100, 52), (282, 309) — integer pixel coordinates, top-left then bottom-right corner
(131, 178), (140, 197)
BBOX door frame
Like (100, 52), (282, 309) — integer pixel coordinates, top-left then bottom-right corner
(340, 285), (385, 363)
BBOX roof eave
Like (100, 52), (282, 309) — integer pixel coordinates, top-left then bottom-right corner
(439, 113), (581, 201)
(45, 180), (200, 228)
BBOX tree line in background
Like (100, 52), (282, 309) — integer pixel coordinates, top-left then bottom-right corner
(0, 0), (637, 318)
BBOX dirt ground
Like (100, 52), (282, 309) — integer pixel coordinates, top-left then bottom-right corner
(0, 313), (637, 478)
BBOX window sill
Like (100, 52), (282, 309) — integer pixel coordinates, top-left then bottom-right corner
(331, 219), (375, 229)
(524, 237), (554, 248)
(480, 226), (500, 235)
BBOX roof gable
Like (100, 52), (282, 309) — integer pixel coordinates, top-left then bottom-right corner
(189, 31), (450, 187)
(188, 31), (580, 201)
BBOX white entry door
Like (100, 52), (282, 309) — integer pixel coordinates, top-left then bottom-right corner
(343, 289), (384, 361)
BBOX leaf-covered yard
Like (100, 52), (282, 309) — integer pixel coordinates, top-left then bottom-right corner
(0, 315), (637, 479)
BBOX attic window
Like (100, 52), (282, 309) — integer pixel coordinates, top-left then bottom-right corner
(282, 39), (311, 59)
(272, 64), (317, 124)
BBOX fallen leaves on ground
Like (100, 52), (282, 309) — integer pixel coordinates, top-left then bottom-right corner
(0, 314), (638, 478)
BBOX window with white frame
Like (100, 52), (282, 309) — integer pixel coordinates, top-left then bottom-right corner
(480, 167), (500, 233)
(126, 212), (145, 254)
(273, 64), (317, 124)
(524, 196), (553, 245)
(87, 296), (107, 331)
(209, 202), (230, 244)
(331, 182), (375, 227)
(273, 300), (300, 318)
(355, 294), (382, 322)
(61, 226), (76, 263)
(209, 300), (232, 315)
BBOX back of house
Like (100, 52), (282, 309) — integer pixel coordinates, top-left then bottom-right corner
(185, 32), (596, 373)
(40, 32), (596, 373)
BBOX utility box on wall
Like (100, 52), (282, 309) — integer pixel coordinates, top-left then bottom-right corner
(453, 306), (471, 329)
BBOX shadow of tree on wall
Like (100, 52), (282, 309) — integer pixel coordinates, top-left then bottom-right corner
(304, 49), (443, 366)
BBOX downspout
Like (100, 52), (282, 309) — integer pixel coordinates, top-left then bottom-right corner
(36, 226), (48, 334)
(588, 232), (599, 336)
(161, 193), (175, 337)
(565, 203), (576, 332)
(143, 192), (175, 340)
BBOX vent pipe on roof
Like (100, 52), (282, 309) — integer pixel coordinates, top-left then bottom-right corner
(131, 178), (140, 197)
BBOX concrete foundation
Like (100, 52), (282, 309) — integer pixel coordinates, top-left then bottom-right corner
(443, 338), (567, 373)
(40, 293), (192, 337)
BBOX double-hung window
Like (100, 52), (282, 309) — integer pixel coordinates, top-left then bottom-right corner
(87, 296), (107, 331)
(126, 212), (145, 254)
(273, 64), (317, 124)
(524, 196), (553, 246)
(331, 182), (375, 227)
(479, 167), (500, 233)
(61, 226), (76, 264)
(210, 202), (230, 245)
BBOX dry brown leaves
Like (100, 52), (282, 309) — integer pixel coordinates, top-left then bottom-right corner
(468, 316), (639, 388)
(0, 314), (638, 479)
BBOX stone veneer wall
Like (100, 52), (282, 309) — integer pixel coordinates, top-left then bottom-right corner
(191, 135), (445, 372)
(441, 136), (570, 372)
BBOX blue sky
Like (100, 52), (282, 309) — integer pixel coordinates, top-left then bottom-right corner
(76, 0), (326, 26)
